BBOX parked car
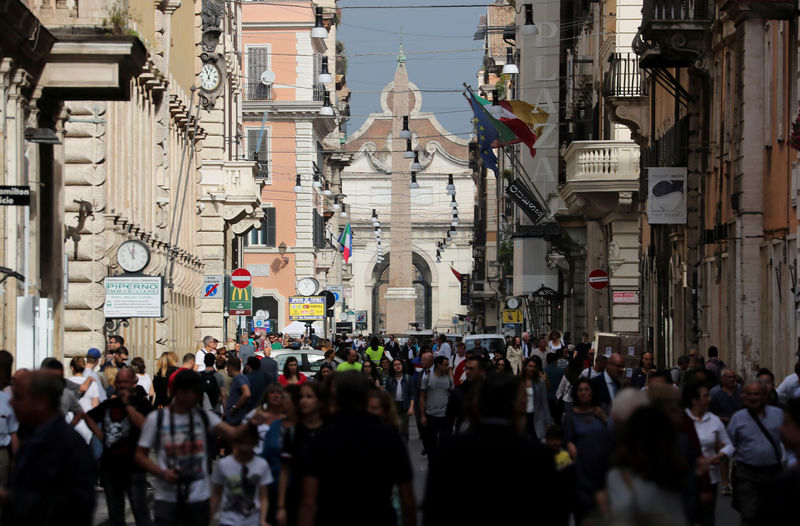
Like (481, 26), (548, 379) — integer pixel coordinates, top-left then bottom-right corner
(270, 349), (342, 375)
(463, 334), (506, 358)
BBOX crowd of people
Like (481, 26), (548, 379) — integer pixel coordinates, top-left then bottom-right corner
(0, 330), (799, 526)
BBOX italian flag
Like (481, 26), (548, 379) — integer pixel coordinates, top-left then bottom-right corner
(338, 222), (353, 263)
(475, 95), (548, 158)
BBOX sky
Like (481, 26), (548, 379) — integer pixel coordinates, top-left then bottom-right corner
(337, 0), (487, 138)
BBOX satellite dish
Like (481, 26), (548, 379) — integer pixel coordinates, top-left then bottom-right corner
(260, 70), (275, 86)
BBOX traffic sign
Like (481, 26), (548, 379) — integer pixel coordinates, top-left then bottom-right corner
(253, 318), (265, 328)
(588, 268), (610, 290)
(326, 285), (343, 303)
(203, 275), (223, 299)
(231, 268), (252, 289)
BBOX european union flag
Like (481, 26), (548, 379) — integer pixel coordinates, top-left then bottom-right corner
(467, 91), (499, 175)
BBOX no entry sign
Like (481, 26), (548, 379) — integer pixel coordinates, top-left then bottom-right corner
(231, 268), (252, 289)
(588, 268), (609, 290)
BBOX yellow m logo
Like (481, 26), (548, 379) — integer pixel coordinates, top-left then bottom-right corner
(231, 287), (249, 301)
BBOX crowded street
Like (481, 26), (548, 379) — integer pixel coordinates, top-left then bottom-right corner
(3, 0), (800, 525)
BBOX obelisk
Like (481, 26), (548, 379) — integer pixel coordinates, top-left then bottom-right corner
(384, 47), (417, 332)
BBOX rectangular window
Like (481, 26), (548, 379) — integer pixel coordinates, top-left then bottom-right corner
(313, 210), (325, 249)
(244, 207), (276, 247)
(247, 127), (269, 180)
(246, 46), (271, 100)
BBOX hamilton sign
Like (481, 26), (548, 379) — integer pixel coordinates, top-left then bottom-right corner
(505, 179), (546, 224)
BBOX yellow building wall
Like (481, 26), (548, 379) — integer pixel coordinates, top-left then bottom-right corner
(171, 0), (197, 93)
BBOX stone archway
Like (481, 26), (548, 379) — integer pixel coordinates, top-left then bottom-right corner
(371, 252), (432, 332)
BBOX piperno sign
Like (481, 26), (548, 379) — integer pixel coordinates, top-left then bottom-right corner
(505, 179), (547, 224)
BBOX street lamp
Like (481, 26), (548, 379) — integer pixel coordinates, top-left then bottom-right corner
(410, 171), (419, 189)
(311, 7), (328, 39)
(410, 150), (422, 171)
(404, 139), (414, 159)
(318, 56), (333, 84)
(319, 90), (334, 116)
(294, 174), (303, 193)
(502, 47), (519, 75)
(400, 116), (411, 139)
(446, 173), (455, 195)
(278, 241), (289, 263)
(522, 4), (539, 36)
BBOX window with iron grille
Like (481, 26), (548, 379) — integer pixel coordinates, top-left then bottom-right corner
(246, 127), (269, 180)
(244, 207), (276, 247)
(246, 46), (271, 100)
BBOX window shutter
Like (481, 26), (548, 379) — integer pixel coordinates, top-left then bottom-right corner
(265, 207), (276, 247)
(247, 47), (269, 99)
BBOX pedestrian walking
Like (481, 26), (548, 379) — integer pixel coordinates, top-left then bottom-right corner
(244, 356), (270, 411)
(384, 359), (416, 441)
(297, 372), (415, 526)
(727, 378), (785, 526)
(630, 351), (654, 389)
(762, 398), (800, 523)
(776, 361), (800, 403)
(521, 357), (552, 440)
(209, 426), (272, 526)
(419, 355), (453, 459)
(153, 352), (179, 408)
(544, 352), (565, 423)
(602, 406), (689, 526)
(0, 384), (18, 488)
(424, 373), (560, 525)
(506, 336), (523, 375)
(336, 349), (362, 372)
(88, 367), (153, 526)
(590, 353), (624, 415)
(562, 377), (607, 459)
(1, 371), (97, 526)
(683, 381), (733, 526)
(710, 367), (741, 494)
(276, 382), (327, 526)
(131, 357), (155, 403)
(225, 357), (252, 426)
(135, 369), (268, 526)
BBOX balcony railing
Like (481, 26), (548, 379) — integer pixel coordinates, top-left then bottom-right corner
(564, 141), (640, 183)
(605, 53), (643, 98)
(245, 81), (271, 101)
(642, 0), (709, 26)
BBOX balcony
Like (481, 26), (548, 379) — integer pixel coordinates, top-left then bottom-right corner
(635, 0), (713, 68)
(721, 0), (795, 20)
(245, 81), (272, 101)
(603, 53), (650, 146)
(560, 141), (640, 218)
(199, 160), (265, 229)
(315, 249), (336, 271)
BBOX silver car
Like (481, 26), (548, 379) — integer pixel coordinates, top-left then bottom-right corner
(270, 348), (342, 375)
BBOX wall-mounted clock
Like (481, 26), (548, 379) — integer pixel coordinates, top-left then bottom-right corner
(506, 297), (519, 310)
(199, 62), (221, 92)
(296, 277), (319, 296)
(117, 240), (151, 274)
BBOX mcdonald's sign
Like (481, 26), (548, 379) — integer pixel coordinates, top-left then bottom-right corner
(229, 284), (252, 315)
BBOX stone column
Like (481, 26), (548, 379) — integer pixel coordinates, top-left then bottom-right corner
(385, 62), (416, 333)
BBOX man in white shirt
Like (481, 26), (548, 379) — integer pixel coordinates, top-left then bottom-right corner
(776, 361), (800, 403)
(531, 338), (548, 362)
(83, 348), (107, 403)
(196, 336), (218, 371)
(436, 334), (453, 361)
(580, 352), (606, 379)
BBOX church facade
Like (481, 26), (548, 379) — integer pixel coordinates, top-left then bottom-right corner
(342, 56), (474, 334)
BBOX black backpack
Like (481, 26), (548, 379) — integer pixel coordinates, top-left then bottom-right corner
(199, 370), (221, 408)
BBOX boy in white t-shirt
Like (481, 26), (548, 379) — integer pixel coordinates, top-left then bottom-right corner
(210, 426), (272, 526)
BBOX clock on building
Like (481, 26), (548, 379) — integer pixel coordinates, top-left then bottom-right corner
(117, 240), (151, 274)
(506, 297), (519, 310)
(199, 62), (221, 92)
(296, 277), (319, 297)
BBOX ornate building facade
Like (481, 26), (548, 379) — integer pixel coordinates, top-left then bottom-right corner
(342, 57), (473, 333)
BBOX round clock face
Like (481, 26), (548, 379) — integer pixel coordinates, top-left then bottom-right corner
(117, 240), (150, 273)
(199, 63), (221, 92)
(296, 277), (319, 296)
(506, 297), (519, 310)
